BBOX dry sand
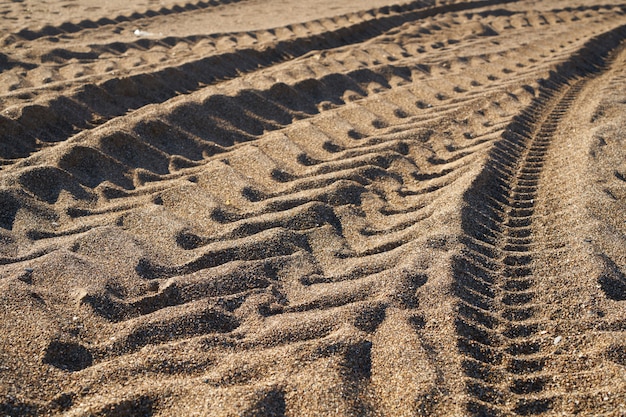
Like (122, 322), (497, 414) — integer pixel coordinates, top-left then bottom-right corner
(0, 0), (625, 415)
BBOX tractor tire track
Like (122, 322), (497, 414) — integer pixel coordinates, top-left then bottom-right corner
(8, 0), (248, 42)
(0, 0), (527, 168)
(0, 1), (625, 415)
(454, 25), (626, 416)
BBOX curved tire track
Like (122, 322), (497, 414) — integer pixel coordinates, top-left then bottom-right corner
(1, 2), (625, 416)
(454, 25), (626, 416)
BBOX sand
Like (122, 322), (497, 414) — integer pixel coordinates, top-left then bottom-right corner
(0, 0), (625, 415)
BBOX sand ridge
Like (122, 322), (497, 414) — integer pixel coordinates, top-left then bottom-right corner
(0, 0), (625, 415)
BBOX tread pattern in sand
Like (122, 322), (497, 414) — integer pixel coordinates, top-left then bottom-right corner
(454, 26), (626, 416)
(0, 0), (625, 415)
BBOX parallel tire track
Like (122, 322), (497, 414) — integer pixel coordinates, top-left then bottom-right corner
(8, 0), (248, 42)
(0, 0), (525, 166)
(0, 2), (625, 416)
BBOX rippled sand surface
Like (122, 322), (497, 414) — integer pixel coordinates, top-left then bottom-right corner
(0, 0), (625, 415)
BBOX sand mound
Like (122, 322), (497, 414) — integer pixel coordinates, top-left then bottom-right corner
(0, 0), (624, 415)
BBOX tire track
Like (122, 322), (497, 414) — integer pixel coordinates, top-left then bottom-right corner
(1, 3), (625, 416)
(0, 4), (618, 292)
(1, 1), (616, 174)
(454, 25), (626, 416)
(7, 2), (619, 92)
(527, 43), (626, 415)
(7, 0), (249, 42)
(0, 0), (528, 166)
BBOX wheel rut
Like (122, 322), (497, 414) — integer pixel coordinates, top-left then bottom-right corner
(0, 0), (521, 167)
(454, 26), (626, 416)
(0, 2), (625, 416)
(8, 0), (249, 42)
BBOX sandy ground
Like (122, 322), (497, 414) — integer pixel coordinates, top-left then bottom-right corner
(0, 0), (625, 415)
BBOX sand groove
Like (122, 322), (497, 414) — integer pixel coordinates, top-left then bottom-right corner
(2, 0), (621, 167)
(10, 0), (248, 42)
(454, 26), (626, 416)
(1, 0), (625, 416)
(0, 0), (463, 164)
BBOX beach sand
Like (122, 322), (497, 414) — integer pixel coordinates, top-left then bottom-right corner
(0, 0), (625, 415)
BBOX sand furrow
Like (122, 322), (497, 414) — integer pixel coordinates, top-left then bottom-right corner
(454, 25), (626, 416)
(0, 1), (625, 416)
(3, 1), (621, 167)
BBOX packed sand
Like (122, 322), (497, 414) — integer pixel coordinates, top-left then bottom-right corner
(0, 0), (625, 415)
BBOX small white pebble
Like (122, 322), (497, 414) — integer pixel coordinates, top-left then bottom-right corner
(72, 316), (79, 321)
(133, 29), (161, 37)
(540, 330), (547, 335)
(554, 336), (562, 345)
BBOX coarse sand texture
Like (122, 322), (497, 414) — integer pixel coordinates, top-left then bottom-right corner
(0, 0), (625, 415)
